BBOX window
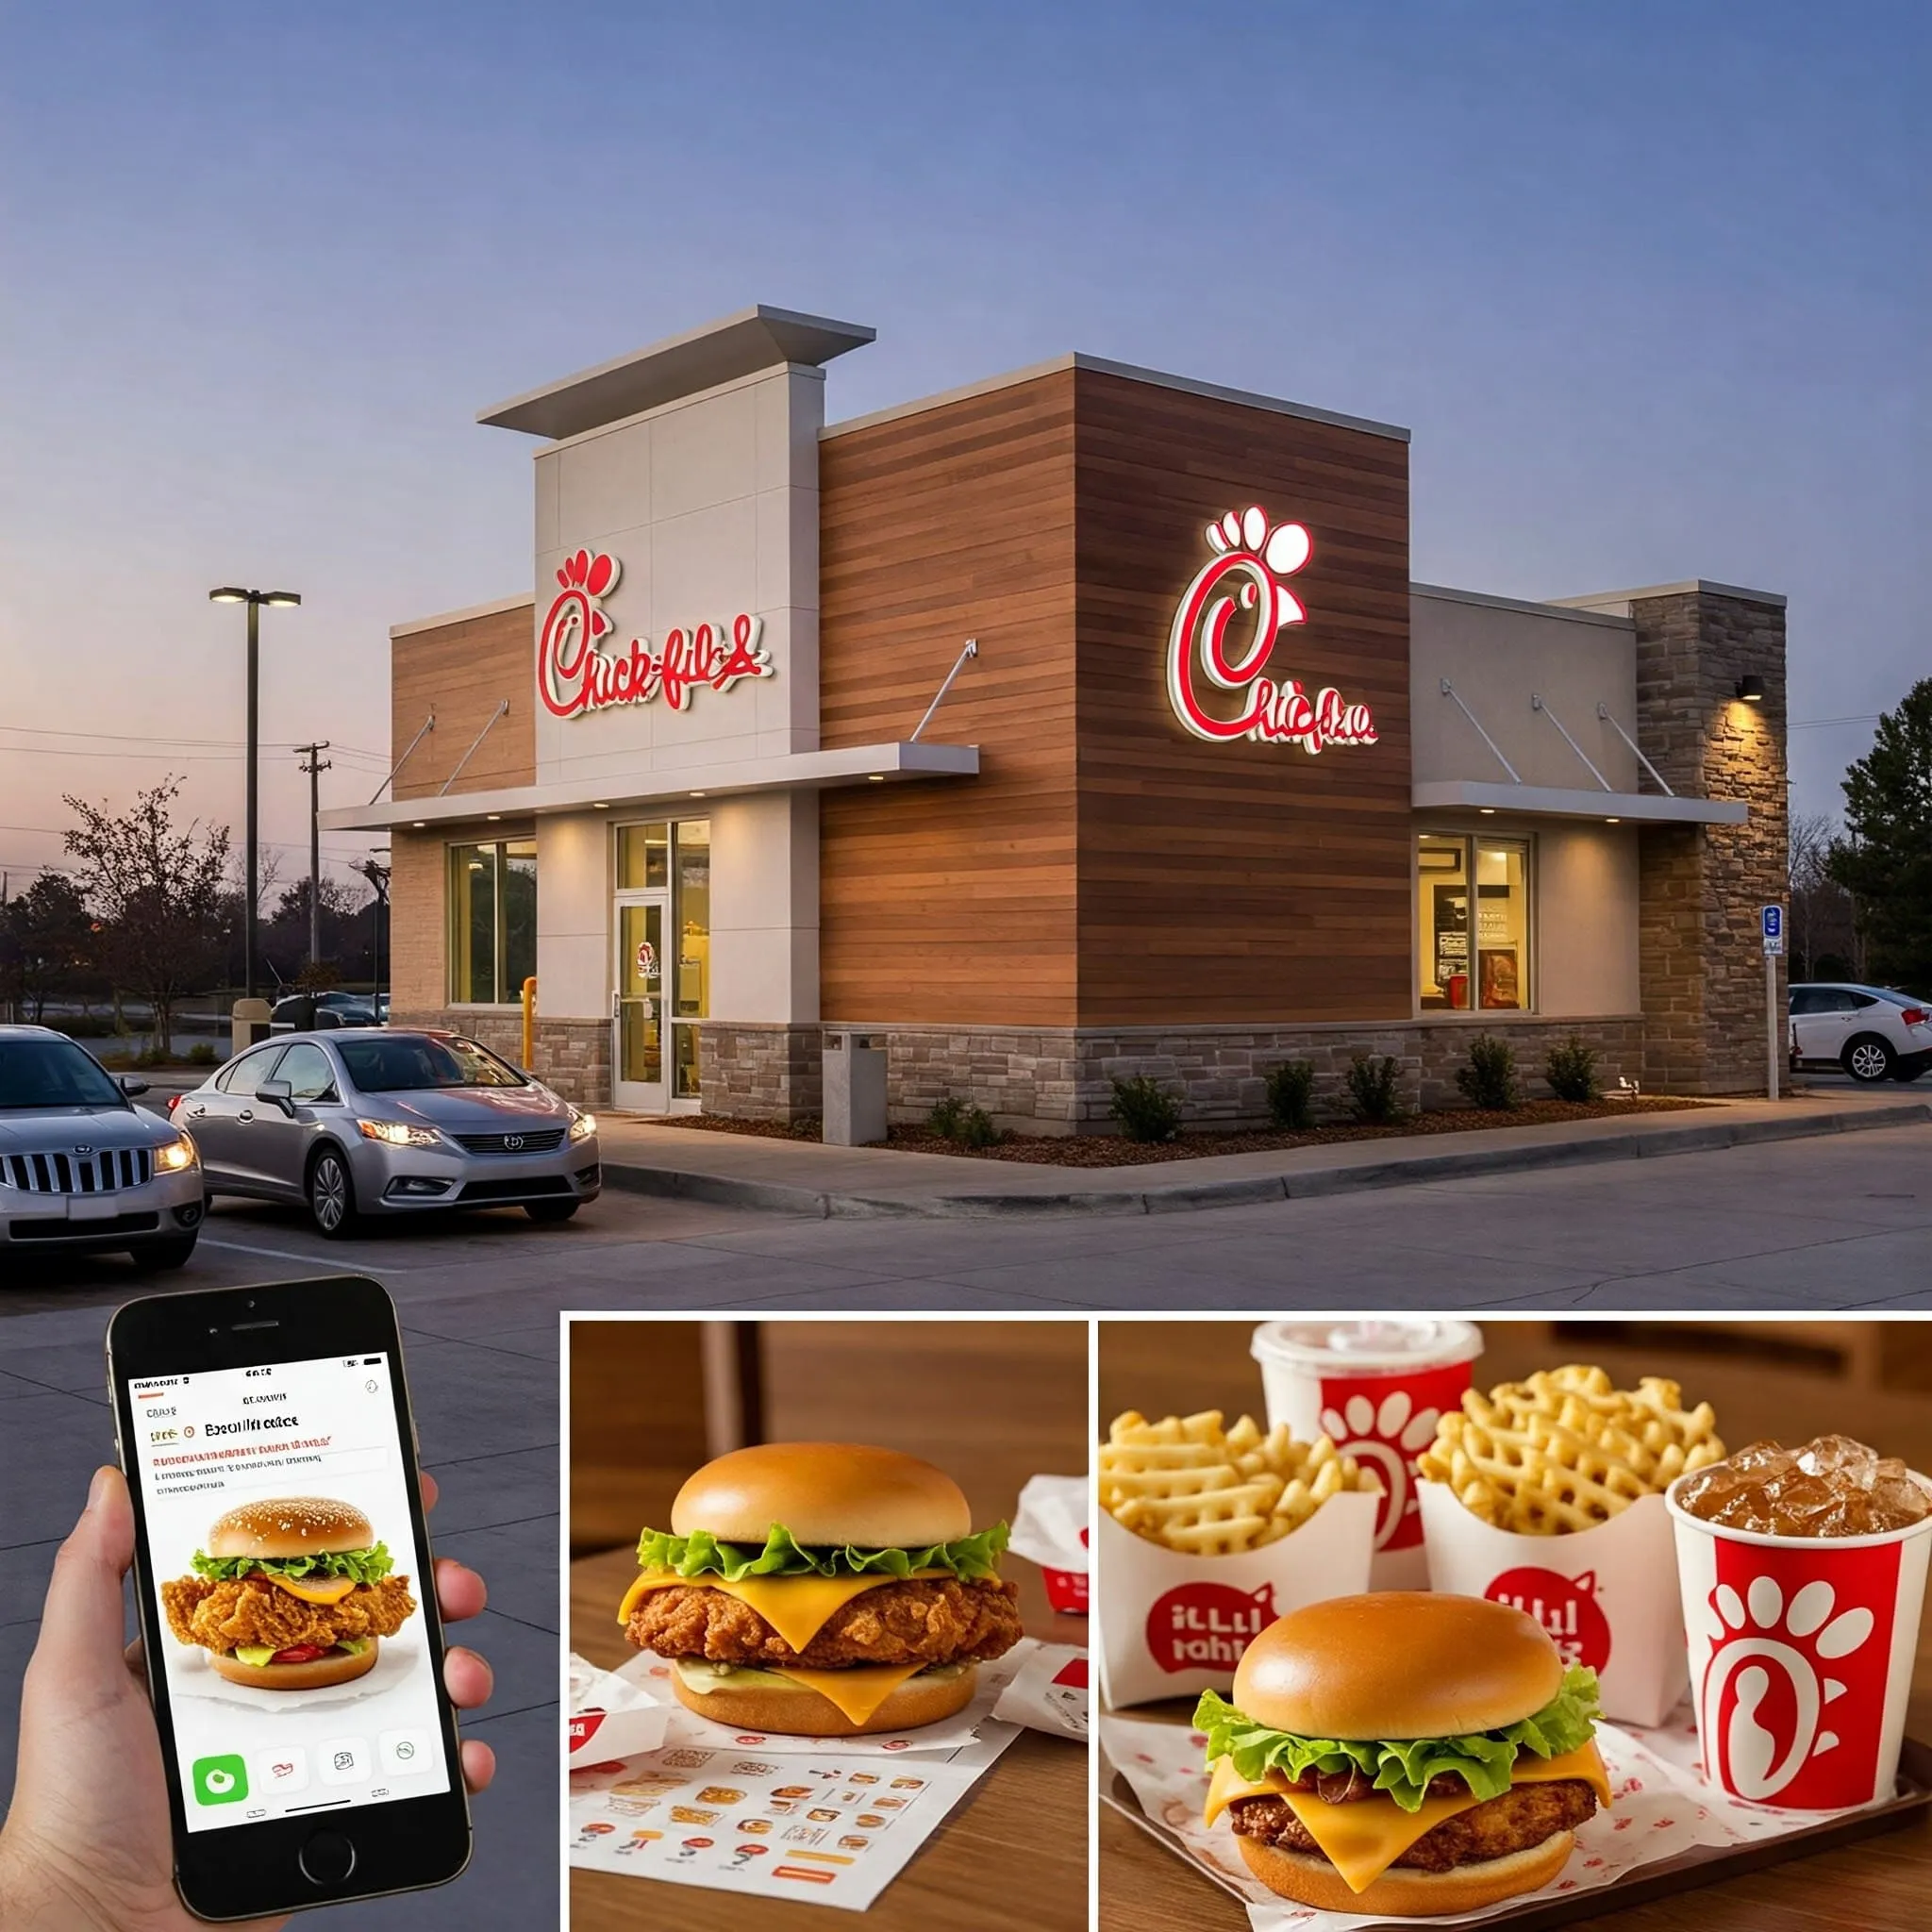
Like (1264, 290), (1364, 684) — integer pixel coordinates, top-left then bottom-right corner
(1417, 833), (1531, 1012)
(449, 840), (537, 1004)
(674, 819), (709, 1098)
(617, 822), (669, 890)
(276, 1043), (337, 1104)
(216, 1044), (285, 1093)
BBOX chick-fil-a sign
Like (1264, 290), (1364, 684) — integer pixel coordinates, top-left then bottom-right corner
(538, 548), (773, 720)
(1166, 508), (1378, 753)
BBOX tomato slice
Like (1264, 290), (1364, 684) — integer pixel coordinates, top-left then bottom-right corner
(269, 1644), (333, 1665)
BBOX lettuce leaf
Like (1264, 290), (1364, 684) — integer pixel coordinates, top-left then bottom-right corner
(191, 1542), (394, 1587)
(635, 1521), (1008, 1582)
(1192, 1665), (1601, 1814)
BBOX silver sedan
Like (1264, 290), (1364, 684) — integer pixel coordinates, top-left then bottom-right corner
(176, 1030), (601, 1239)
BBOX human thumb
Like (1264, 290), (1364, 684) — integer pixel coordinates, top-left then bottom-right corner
(25, 1466), (136, 1692)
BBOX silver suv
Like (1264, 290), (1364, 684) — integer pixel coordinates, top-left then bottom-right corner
(0, 1026), (206, 1270)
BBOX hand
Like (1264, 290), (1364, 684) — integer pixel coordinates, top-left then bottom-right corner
(0, 1466), (493, 1931)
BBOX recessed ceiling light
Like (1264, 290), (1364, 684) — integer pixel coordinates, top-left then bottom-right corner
(486, 813), (502, 821)
(867, 774), (885, 783)
(689, 791), (707, 798)
(1606, 816), (1621, 824)
(1478, 807), (1496, 815)
(591, 801), (609, 809)
(411, 820), (426, 829)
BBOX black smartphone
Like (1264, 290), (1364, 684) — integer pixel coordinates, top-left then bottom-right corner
(106, 1275), (472, 1920)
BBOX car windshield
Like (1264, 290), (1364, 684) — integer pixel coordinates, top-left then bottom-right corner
(0, 1037), (128, 1110)
(335, 1035), (527, 1092)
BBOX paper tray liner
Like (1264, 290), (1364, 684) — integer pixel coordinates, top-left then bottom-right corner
(1100, 1734), (1932, 1929)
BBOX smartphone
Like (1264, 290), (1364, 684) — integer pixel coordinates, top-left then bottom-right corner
(107, 1276), (472, 1919)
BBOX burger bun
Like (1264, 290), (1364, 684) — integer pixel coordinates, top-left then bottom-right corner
(208, 1641), (379, 1692)
(1236, 1830), (1576, 1917)
(670, 1443), (972, 1551)
(670, 1664), (976, 1738)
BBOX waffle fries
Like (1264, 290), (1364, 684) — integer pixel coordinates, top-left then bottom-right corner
(1416, 1364), (1725, 1534)
(1099, 1408), (1379, 1555)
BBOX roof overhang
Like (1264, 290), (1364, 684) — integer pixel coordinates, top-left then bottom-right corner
(321, 741), (977, 834)
(1412, 781), (1748, 825)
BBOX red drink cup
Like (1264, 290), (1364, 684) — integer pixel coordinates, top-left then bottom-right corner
(1668, 1469), (1932, 1808)
(1251, 1320), (1481, 1588)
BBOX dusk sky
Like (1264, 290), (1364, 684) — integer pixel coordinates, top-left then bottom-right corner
(2, 0), (1925, 894)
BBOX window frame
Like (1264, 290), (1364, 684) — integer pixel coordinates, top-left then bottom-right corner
(1414, 828), (1537, 1018)
(447, 838), (537, 1009)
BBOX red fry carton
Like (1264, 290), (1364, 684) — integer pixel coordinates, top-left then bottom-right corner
(1008, 1473), (1090, 1615)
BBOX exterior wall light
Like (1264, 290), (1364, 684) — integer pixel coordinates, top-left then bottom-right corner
(1736, 675), (1766, 703)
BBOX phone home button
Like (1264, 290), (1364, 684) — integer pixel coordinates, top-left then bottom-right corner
(297, 1830), (357, 1887)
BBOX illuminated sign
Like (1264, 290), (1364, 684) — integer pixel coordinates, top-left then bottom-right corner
(538, 549), (773, 721)
(1165, 508), (1378, 752)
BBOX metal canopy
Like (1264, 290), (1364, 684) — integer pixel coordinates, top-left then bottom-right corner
(1412, 781), (1747, 825)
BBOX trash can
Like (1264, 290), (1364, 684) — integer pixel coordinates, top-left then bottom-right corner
(823, 1032), (888, 1146)
(230, 998), (273, 1056)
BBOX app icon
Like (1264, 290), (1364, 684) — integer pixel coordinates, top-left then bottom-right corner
(318, 1738), (370, 1786)
(192, 1755), (249, 1806)
(379, 1729), (432, 1776)
(250, 1747), (308, 1796)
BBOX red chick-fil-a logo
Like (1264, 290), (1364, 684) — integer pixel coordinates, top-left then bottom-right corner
(538, 548), (773, 720)
(1486, 1568), (1613, 1673)
(1165, 508), (1377, 752)
(1145, 1579), (1277, 1673)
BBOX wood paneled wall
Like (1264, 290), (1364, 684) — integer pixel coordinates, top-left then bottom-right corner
(392, 602), (537, 800)
(818, 374), (1080, 1026)
(1072, 370), (1413, 1024)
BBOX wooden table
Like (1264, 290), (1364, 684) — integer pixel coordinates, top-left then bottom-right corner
(570, 1545), (1089, 1931)
(1099, 1319), (1932, 1930)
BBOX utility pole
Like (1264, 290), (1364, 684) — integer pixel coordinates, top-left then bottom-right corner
(296, 741), (332, 969)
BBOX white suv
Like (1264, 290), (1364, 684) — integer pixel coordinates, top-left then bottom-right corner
(1788, 983), (1932, 1085)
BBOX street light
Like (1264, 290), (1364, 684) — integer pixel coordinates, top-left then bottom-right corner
(208, 587), (301, 1001)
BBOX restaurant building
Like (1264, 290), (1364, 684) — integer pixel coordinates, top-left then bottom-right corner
(324, 305), (1789, 1128)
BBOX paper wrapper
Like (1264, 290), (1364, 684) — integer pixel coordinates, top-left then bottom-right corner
(992, 1642), (1089, 1740)
(611, 1637), (1036, 1757)
(1103, 1701), (1885, 1929)
(1010, 1473), (1091, 1613)
(1419, 1482), (1687, 1726)
(568, 1654), (674, 1767)
(1097, 1491), (1379, 1709)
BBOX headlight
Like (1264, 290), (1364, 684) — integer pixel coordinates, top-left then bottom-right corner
(569, 1108), (598, 1142)
(356, 1119), (443, 1150)
(154, 1134), (199, 1174)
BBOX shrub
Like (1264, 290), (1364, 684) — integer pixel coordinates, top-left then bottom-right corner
(1264, 1059), (1317, 1130)
(1544, 1035), (1600, 1104)
(928, 1094), (965, 1139)
(1455, 1033), (1521, 1110)
(1108, 1074), (1184, 1143)
(54, 1015), (116, 1039)
(1343, 1052), (1405, 1124)
(927, 1094), (1003, 1148)
(187, 1041), (220, 1067)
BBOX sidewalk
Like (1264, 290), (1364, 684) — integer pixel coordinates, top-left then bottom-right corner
(594, 1090), (1932, 1219)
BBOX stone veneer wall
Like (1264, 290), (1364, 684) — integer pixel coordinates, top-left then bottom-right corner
(391, 1008), (608, 1108)
(702, 1024), (824, 1123)
(1630, 590), (1789, 1094)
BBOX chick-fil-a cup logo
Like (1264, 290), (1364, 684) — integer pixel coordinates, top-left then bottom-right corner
(1146, 1579), (1276, 1674)
(1698, 1538), (1898, 1807)
(538, 548), (774, 720)
(1165, 508), (1378, 752)
(1487, 1567), (1613, 1674)
(1317, 1361), (1471, 1553)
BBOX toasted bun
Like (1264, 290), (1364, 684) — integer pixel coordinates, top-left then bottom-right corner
(1233, 1592), (1564, 1740)
(206, 1497), (376, 1561)
(1237, 1830), (1574, 1917)
(670, 1443), (971, 1548)
(670, 1664), (976, 1737)
(208, 1641), (379, 1692)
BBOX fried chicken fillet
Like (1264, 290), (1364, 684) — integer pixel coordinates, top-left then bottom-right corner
(162, 1573), (416, 1656)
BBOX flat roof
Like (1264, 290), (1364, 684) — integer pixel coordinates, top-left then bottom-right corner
(1411, 582), (1633, 629)
(823, 351), (1410, 445)
(479, 305), (875, 441)
(390, 592), (533, 641)
(1552, 579), (1786, 613)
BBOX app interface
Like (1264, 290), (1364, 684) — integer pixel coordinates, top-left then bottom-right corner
(127, 1353), (450, 1833)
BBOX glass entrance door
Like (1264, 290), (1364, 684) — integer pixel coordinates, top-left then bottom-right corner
(612, 895), (668, 1112)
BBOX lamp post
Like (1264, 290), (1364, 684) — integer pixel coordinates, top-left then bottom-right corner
(208, 587), (300, 1001)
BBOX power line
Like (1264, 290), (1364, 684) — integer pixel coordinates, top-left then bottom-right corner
(0, 724), (391, 760)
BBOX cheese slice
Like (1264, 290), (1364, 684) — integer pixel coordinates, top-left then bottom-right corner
(1205, 1740), (1613, 1895)
(253, 1572), (358, 1607)
(618, 1567), (951, 1654)
(766, 1662), (926, 1727)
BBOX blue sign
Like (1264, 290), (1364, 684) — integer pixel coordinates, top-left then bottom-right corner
(1761, 905), (1783, 941)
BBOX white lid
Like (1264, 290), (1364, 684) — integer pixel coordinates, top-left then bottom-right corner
(1251, 1318), (1483, 1377)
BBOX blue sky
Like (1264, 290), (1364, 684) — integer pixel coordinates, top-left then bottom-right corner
(1, 0), (1925, 886)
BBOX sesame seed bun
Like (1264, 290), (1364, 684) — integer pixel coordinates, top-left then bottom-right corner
(205, 1497), (376, 1561)
(670, 1443), (971, 1549)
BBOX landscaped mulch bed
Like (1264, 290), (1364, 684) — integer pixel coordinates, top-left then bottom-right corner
(642, 1095), (1712, 1167)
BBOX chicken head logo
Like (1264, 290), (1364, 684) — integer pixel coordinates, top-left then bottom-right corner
(1146, 1579), (1277, 1674)
(1699, 1541), (1900, 1807)
(1318, 1362), (1473, 1552)
(1165, 507), (1378, 752)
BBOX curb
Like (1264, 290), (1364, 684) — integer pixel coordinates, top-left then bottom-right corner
(598, 1101), (1932, 1221)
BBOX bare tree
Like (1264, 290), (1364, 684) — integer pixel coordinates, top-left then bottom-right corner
(62, 779), (232, 1050)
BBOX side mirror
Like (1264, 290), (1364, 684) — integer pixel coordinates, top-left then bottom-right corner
(119, 1075), (151, 1097)
(256, 1078), (295, 1115)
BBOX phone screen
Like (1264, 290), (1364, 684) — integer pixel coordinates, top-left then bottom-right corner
(126, 1348), (452, 1833)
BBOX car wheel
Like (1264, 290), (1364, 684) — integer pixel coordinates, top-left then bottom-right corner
(1843, 1036), (1897, 1084)
(525, 1199), (580, 1224)
(129, 1236), (197, 1271)
(307, 1147), (359, 1239)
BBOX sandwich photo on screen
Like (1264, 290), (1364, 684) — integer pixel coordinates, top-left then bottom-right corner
(621, 1441), (1021, 1735)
